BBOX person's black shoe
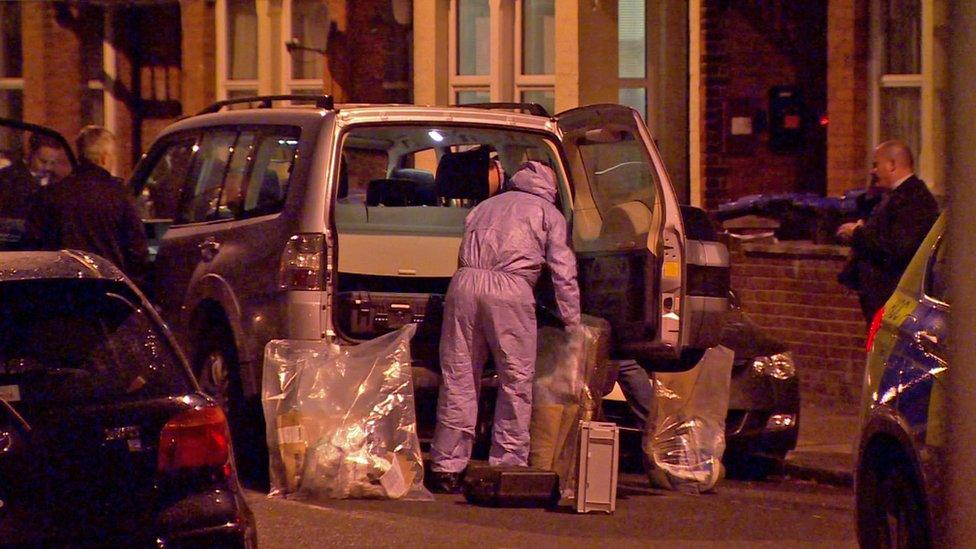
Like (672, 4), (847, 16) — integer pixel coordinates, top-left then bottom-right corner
(426, 471), (463, 494)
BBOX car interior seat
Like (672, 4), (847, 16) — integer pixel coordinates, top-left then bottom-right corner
(391, 168), (437, 206)
(366, 178), (421, 207)
(434, 146), (491, 207)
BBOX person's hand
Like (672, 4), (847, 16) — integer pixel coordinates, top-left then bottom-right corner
(835, 220), (863, 244)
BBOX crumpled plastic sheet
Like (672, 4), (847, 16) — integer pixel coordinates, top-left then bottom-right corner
(529, 314), (611, 497)
(646, 345), (734, 494)
(261, 324), (432, 501)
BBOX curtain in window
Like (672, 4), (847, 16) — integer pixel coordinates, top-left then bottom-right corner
(458, 0), (490, 76)
(522, 0), (554, 75)
(880, 87), (921, 159)
(618, 0), (645, 79)
(228, 0), (258, 80)
(291, 0), (329, 80)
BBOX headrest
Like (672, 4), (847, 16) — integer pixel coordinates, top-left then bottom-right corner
(392, 168), (437, 206)
(366, 178), (420, 207)
(434, 147), (490, 202)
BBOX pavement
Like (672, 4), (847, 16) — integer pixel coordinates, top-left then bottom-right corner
(781, 404), (858, 487)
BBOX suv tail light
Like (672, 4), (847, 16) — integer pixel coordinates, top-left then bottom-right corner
(865, 306), (885, 352)
(279, 233), (325, 290)
(158, 407), (230, 473)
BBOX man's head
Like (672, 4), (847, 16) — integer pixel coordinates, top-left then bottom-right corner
(76, 125), (117, 174)
(28, 133), (71, 183)
(871, 140), (915, 189)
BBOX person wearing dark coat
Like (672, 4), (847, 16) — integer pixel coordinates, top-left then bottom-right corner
(25, 126), (149, 286)
(836, 140), (939, 323)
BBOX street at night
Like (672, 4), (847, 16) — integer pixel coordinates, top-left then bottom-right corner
(246, 474), (855, 547)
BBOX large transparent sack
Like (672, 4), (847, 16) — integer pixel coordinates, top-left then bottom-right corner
(261, 324), (432, 501)
(646, 345), (734, 494)
(529, 314), (611, 495)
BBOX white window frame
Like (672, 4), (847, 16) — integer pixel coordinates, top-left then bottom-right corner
(216, 0), (260, 100)
(868, 0), (941, 192)
(449, 0), (493, 104)
(81, 9), (117, 135)
(448, 0), (555, 107)
(281, 0), (327, 95)
(617, 0), (650, 123)
(514, 0), (554, 107)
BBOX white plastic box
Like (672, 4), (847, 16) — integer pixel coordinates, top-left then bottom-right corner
(575, 421), (619, 513)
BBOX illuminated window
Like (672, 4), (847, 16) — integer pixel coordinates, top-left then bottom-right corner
(449, 0), (555, 113)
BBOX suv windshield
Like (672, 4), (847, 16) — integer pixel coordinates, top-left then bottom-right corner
(0, 279), (191, 405)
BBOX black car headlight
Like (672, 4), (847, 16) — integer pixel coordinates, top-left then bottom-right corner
(750, 352), (796, 380)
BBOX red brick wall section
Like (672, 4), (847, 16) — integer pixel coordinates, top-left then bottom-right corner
(21, 3), (85, 144)
(729, 240), (865, 412)
(826, 0), (870, 196)
(701, 1), (828, 210)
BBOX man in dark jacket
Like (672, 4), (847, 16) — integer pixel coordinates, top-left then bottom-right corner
(837, 140), (939, 322)
(25, 126), (149, 285)
(428, 160), (581, 493)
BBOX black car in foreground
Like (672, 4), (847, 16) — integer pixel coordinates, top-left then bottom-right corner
(0, 251), (255, 546)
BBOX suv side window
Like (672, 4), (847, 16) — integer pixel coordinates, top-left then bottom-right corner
(137, 137), (196, 220)
(577, 131), (659, 218)
(215, 131), (257, 220)
(178, 130), (238, 224)
(240, 131), (299, 217)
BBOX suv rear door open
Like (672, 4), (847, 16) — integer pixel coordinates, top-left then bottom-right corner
(558, 105), (721, 369)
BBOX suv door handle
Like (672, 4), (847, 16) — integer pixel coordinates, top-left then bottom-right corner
(198, 236), (221, 261)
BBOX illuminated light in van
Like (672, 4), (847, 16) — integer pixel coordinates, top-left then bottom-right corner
(428, 130), (444, 142)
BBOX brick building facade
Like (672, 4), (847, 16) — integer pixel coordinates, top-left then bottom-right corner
(2, 0), (947, 410)
(2, 0), (410, 175)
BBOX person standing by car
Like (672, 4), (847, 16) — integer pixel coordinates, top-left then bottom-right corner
(25, 125), (149, 286)
(0, 133), (72, 243)
(428, 161), (581, 493)
(836, 140), (939, 323)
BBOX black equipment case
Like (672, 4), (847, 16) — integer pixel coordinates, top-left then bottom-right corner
(462, 466), (560, 508)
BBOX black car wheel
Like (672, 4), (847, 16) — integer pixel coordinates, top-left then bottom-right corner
(193, 325), (265, 483)
(857, 450), (930, 549)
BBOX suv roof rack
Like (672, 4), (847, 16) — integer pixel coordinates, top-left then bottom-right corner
(457, 102), (551, 118)
(196, 94), (334, 115)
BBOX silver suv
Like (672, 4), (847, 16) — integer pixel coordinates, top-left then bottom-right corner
(131, 96), (728, 447)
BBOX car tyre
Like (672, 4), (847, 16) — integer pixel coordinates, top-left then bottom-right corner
(857, 452), (930, 549)
(193, 325), (263, 483)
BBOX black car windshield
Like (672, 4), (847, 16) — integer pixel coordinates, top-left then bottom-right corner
(0, 279), (191, 405)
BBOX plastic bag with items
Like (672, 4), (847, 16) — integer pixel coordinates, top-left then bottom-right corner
(261, 324), (432, 501)
(529, 314), (612, 496)
(646, 345), (734, 494)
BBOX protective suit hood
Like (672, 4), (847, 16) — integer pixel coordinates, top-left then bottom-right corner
(505, 161), (558, 203)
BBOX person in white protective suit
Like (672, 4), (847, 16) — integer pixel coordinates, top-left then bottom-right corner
(428, 160), (581, 493)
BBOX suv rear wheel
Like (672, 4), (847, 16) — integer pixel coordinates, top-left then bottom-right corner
(193, 323), (265, 483)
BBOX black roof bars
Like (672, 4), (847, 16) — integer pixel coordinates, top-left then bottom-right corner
(458, 102), (551, 118)
(196, 94), (334, 115)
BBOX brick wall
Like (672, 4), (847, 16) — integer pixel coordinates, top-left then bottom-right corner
(826, 0), (870, 196)
(729, 239), (865, 412)
(701, 1), (827, 210)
